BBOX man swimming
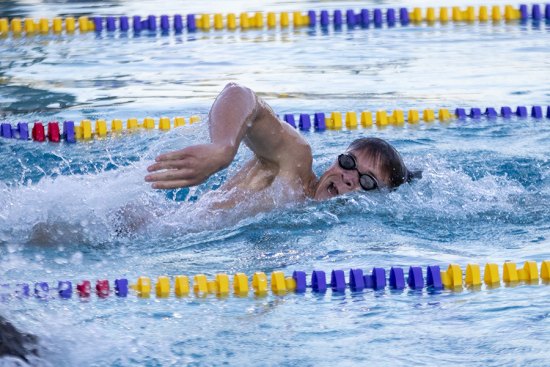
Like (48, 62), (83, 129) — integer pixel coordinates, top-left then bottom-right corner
(145, 83), (419, 207)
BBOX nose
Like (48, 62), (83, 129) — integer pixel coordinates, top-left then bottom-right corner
(341, 170), (356, 188)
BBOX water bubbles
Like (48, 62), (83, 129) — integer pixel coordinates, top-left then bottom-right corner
(70, 252), (83, 265)
(53, 258), (68, 265)
(7, 243), (20, 254)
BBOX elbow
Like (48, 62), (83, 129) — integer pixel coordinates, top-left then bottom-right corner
(223, 82), (255, 99)
(221, 83), (258, 115)
(223, 82), (240, 90)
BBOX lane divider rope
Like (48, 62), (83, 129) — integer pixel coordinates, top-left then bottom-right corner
(1, 105), (549, 143)
(1, 261), (549, 300)
(0, 4), (548, 38)
(0, 115), (201, 142)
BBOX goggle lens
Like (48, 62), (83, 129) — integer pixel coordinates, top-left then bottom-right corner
(337, 153), (378, 192)
(359, 175), (377, 190)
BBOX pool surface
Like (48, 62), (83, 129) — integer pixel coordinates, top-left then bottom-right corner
(1, 0), (550, 366)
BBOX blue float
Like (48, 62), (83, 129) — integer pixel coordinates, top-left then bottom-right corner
(311, 270), (327, 292)
(114, 278), (128, 297)
(292, 271), (307, 293)
(501, 106), (512, 118)
(346, 10), (356, 28)
(455, 108), (466, 120)
(15, 283), (29, 297)
(58, 281), (72, 299)
(160, 15), (170, 32)
(299, 114), (311, 131)
(308, 11), (316, 27)
(147, 15), (156, 31)
(470, 108), (481, 119)
(547, 106), (550, 118)
(516, 106), (527, 118)
(407, 266), (424, 289)
(314, 112), (326, 131)
(349, 269), (365, 291)
(132, 16), (142, 32)
(93, 17), (103, 32)
(373, 9), (383, 27)
(283, 114), (296, 128)
(1, 123), (12, 138)
(17, 122), (28, 140)
(485, 107), (497, 119)
(519, 5), (528, 20)
(330, 270), (346, 292)
(333, 10), (343, 27)
(119, 16), (129, 32)
(320, 11), (329, 27)
(389, 267), (405, 290)
(34, 282), (49, 297)
(531, 106), (543, 118)
(360, 9), (370, 27)
(372, 267), (386, 290)
(387, 9), (396, 27)
(174, 15), (183, 32)
(532, 4), (542, 20)
(106, 17), (116, 32)
(187, 14), (196, 32)
(399, 8), (410, 25)
(546, 4), (550, 20)
(426, 265), (443, 290)
(63, 121), (75, 143)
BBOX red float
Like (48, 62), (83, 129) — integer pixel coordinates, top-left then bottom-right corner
(96, 280), (110, 298)
(32, 123), (45, 142)
(47, 122), (60, 142)
(76, 280), (91, 297)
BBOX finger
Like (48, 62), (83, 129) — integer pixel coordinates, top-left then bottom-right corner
(145, 169), (195, 182)
(155, 150), (189, 162)
(151, 179), (199, 190)
(147, 160), (188, 172)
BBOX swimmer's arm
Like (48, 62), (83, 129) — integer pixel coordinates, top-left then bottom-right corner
(146, 83), (311, 189)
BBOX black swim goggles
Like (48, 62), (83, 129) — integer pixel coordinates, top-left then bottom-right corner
(337, 153), (379, 191)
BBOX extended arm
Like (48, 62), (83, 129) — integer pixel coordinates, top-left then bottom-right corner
(145, 83), (311, 189)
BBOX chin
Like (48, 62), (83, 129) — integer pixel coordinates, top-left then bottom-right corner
(313, 182), (334, 201)
(313, 190), (329, 201)
(314, 170), (339, 200)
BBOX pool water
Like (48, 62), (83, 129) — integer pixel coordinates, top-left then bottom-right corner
(1, 0), (550, 366)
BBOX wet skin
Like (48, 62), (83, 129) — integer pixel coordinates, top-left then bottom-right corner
(313, 151), (389, 200)
(145, 83), (388, 206)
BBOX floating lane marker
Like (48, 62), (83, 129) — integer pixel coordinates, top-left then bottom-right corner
(1, 261), (549, 302)
(1, 4), (549, 38)
(0, 115), (201, 143)
(1, 105), (549, 144)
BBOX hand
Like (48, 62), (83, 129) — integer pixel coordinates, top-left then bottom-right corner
(145, 143), (232, 189)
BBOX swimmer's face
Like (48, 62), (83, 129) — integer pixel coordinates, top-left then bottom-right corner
(313, 150), (389, 200)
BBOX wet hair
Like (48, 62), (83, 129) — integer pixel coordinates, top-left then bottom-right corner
(347, 137), (422, 188)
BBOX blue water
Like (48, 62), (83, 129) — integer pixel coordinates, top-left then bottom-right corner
(1, 1), (550, 366)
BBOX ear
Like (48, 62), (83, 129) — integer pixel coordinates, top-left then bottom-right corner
(407, 170), (423, 182)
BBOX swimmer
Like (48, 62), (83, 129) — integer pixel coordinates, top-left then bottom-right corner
(145, 83), (421, 208)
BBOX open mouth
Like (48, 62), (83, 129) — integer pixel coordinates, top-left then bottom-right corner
(327, 182), (338, 196)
